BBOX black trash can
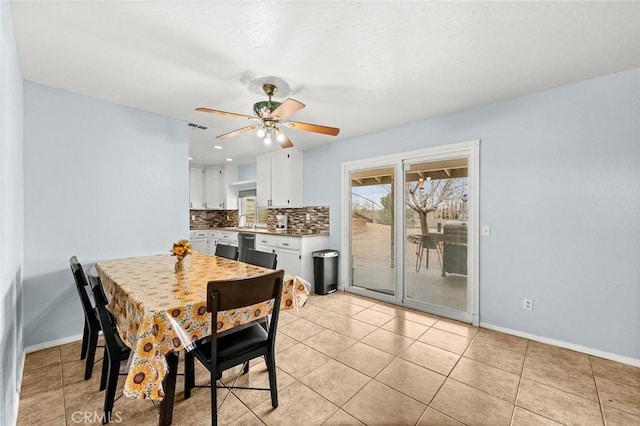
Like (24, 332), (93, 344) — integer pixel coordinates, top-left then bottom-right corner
(313, 249), (339, 295)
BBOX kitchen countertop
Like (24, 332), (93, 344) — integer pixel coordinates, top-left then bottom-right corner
(191, 227), (329, 238)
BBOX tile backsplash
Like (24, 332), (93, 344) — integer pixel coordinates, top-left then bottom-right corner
(189, 209), (238, 229)
(267, 206), (329, 235)
(189, 206), (330, 235)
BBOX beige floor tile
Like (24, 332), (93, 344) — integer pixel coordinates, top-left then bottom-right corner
(419, 327), (472, 354)
(526, 340), (592, 374)
(375, 358), (446, 405)
(591, 356), (640, 388)
(18, 388), (65, 425)
(58, 340), (84, 363)
(381, 317), (429, 339)
(304, 329), (357, 357)
(602, 404), (640, 426)
(229, 410), (265, 426)
(317, 299), (368, 317)
(431, 379), (514, 426)
(252, 380), (339, 426)
(417, 408), (464, 426)
(23, 347), (61, 378)
(277, 342), (331, 379)
(360, 328), (414, 356)
(172, 385), (249, 425)
(335, 342), (395, 377)
(395, 310), (439, 327)
(306, 307), (348, 328)
(516, 378), (603, 425)
(511, 407), (562, 425)
(20, 363), (63, 400)
(36, 415), (66, 426)
(369, 302), (406, 316)
(301, 359), (370, 406)
(595, 375), (640, 417)
(522, 355), (598, 401)
(474, 329), (529, 355)
(275, 331), (299, 354)
(60, 356), (104, 387)
(329, 317), (377, 340)
(322, 409), (365, 425)
(341, 293), (377, 308)
(225, 362), (296, 409)
(342, 380), (426, 426)
(287, 303), (325, 318)
(432, 319), (479, 338)
(279, 318), (326, 341)
(449, 357), (520, 403)
(463, 339), (525, 375)
(351, 308), (395, 327)
(400, 341), (460, 376)
(277, 310), (300, 327)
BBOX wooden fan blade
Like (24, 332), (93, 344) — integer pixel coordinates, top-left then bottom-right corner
(277, 133), (294, 149)
(286, 120), (340, 136)
(196, 107), (255, 120)
(270, 98), (305, 120)
(217, 125), (257, 139)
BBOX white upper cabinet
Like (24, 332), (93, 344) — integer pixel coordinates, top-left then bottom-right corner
(189, 165), (205, 209)
(256, 149), (303, 208)
(190, 164), (238, 210)
(204, 167), (223, 209)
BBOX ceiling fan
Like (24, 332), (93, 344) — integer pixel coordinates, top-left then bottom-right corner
(196, 83), (340, 149)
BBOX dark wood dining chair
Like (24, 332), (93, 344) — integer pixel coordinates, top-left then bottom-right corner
(69, 256), (103, 380)
(243, 248), (277, 269)
(87, 274), (132, 424)
(215, 243), (239, 260)
(183, 270), (284, 425)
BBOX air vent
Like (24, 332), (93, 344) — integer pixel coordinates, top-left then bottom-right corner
(187, 122), (208, 131)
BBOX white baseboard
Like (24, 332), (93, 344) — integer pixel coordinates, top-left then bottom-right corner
(24, 332), (84, 354)
(480, 322), (640, 368)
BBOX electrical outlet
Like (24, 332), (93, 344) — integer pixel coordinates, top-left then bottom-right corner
(306, 213), (311, 221)
(523, 298), (533, 311)
(481, 225), (491, 236)
(191, 215), (196, 221)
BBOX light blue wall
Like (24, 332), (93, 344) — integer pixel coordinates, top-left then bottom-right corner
(238, 163), (257, 181)
(0, 2), (24, 425)
(304, 68), (640, 361)
(22, 82), (189, 348)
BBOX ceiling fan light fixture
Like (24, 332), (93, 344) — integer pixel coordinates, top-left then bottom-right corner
(256, 128), (266, 138)
(253, 100), (281, 118)
(276, 131), (286, 142)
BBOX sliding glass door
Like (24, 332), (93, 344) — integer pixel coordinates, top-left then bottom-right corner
(342, 141), (479, 324)
(349, 166), (396, 296)
(404, 158), (469, 313)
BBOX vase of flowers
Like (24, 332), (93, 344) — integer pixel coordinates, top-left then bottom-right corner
(171, 239), (192, 272)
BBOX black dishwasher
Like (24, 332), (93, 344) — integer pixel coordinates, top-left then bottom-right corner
(238, 233), (255, 262)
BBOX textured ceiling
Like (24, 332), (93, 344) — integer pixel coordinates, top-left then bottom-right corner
(11, 1), (640, 165)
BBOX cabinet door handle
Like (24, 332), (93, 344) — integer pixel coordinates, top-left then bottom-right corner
(190, 202), (192, 208)
(282, 243), (289, 246)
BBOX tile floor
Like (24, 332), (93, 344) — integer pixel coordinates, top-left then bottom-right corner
(17, 291), (640, 425)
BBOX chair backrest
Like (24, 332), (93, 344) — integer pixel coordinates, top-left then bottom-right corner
(243, 248), (277, 269)
(215, 243), (239, 260)
(87, 274), (122, 358)
(70, 256), (98, 324)
(206, 269), (284, 322)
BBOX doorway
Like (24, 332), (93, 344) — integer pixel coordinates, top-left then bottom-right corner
(341, 141), (479, 324)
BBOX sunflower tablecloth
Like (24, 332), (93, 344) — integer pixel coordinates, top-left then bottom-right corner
(95, 252), (309, 401)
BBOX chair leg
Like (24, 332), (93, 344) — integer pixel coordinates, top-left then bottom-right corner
(265, 352), (278, 408)
(81, 321), (89, 360)
(183, 351), (194, 399)
(102, 353), (119, 424)
(85, 328), (99, 380)
(242, 361), (249, 375)
(211, 369), (217, 426)
(99, 349), (109, 391)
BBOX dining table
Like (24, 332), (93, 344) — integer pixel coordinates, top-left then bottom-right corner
(95, 251), (310, 425)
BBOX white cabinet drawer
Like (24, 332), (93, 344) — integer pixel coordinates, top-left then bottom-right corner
(190, 230), (207, 239)
(218, 231), (238, 245)
(255, 234), (276, 247)
(276, 237), (300, 251)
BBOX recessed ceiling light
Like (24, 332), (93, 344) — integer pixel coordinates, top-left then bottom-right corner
(214, 145), (223, 150)
(188, 157), (193, 161)
(225, 158), (233, 162)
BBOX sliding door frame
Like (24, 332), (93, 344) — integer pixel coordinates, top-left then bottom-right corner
(340, 139), (480, 325)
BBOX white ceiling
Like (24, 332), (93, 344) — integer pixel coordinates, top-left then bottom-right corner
(11, 1), (640, 166)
